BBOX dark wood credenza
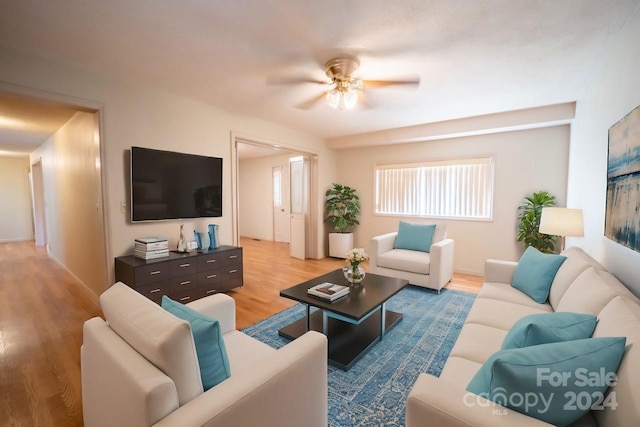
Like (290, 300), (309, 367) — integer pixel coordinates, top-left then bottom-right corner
(115, 245), (243, 304)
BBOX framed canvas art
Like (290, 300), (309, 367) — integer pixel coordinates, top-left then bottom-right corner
(606, 104), (640, 252)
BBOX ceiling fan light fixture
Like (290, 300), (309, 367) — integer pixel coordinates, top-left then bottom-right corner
(326, 89), (341, 109)
(343, 88), (358, 109)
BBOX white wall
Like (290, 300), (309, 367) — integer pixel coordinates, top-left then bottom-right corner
(335, 125), (570, 275)
(238, 154), (291, 240)
(567, 4), (640, 296)
(0, 156), (33, 242)
(0, 46), (335, 294)
(30, 112), (108, 296)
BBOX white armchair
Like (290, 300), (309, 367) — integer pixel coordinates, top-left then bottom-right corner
(81, 282), (328, 427)
(370, 224), (454, 292)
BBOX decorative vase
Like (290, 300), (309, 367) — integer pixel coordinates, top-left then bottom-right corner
(177, 224), (187, 252)
(208, 224), (219, 249)
(343, 265), (366, 284)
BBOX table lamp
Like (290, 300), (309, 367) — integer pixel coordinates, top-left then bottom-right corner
(539, 207), (584, 251)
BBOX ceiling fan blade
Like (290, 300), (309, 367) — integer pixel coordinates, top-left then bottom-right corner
(267, 75), (328, 85)
(295, 92), (326, 110)
(361, 76), (420, 89)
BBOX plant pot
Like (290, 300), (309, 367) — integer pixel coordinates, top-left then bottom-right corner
(329, 232), (354, 258)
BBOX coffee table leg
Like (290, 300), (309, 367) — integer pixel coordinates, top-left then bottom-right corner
(322, 311), (328, 335)
(380, 302), (386, 337)
(306, 304), (311, 332)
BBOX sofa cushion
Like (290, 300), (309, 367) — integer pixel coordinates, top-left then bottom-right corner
(501, 312), (597, 350)
(592, 296), (640, 426)
(100, 282), (203, 405)
(548, 255), (591, 310)
(477, 282), (550, 310)
(512, 247), (566, 303)
(464, 298), (552, 331)
(560, 246), (606, 271)
(162, 296), (231, 390)
(393, 221), (436, 252)
(439, 356), (483, 388)
(466, 337), (626, 427)
(448, 323), (508, 364)
(555, 268), (618, 316)
(377, 249), (430, 275)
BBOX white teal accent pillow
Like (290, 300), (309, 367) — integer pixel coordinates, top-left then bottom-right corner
(466, 337), (626, 426)
(393, 221), (436, 253)
(512, 247), (566, 303)
(501, 312), (597, 350)
(162, 296), (231, 390)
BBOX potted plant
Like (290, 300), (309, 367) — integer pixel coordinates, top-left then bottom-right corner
(325, 183), (361, 258)
(517, 190), (558, 253)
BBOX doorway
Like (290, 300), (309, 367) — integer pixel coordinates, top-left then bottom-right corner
(30, 158), (47, 247)
(231, 134), (318, 259)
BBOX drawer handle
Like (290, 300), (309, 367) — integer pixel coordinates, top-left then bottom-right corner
(206, 274), (217, 279)
(179, 280), (190, 286)
(150, 270), (162, 275)
(149, 289), (161, 293)
(179, 263), (191, 268)
(180, 296), (191, 301)
(229, 255), (238, 259)
(205, 289), (216, 294)
(229, 269), (238, 274)
(206, 259), (217, 263)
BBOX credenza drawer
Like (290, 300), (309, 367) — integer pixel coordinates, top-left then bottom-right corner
(134, 263), (169, 286)
(169, 273), (200, 293)
(135, 281), (170, 303)
(169, 258), (198, 277)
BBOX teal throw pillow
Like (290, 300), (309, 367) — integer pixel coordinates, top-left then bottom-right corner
(502, 312), (597, 350)
(162, 296), (231, 390)
(466, 337), (626, 426)
(393, 221), (436, 253)
(512, 247), (566, 303)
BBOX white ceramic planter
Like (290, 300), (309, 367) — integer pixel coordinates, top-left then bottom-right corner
(329, 232), (354, 258)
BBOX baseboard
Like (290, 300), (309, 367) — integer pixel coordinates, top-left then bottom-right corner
(0, 237), (34, 243)
(47, 248), (101, 306)
(454, 268), (483, 277)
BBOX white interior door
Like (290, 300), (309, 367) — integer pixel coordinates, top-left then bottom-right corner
(30, 159), (47, 247)
(289, 156), (308, 259)
(273, 166), (290, 243)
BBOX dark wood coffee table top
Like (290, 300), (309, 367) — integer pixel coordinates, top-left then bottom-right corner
(279, 269), (409, 321)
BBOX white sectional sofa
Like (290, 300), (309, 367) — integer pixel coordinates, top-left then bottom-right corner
(406, 247), (640, 427)
(81, 282), (328, 427)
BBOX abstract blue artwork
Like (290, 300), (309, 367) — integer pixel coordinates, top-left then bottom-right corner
(606, 104), (640, 252)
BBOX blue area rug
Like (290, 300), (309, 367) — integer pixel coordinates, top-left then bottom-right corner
(242, 286), (476, 426)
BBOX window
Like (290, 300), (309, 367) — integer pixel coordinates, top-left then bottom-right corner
(374, 157), (494, 220)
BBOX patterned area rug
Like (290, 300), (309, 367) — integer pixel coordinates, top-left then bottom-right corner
(242, 286), (476, 426)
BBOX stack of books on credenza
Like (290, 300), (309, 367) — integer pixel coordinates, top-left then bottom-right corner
(134, 237), (169, 260)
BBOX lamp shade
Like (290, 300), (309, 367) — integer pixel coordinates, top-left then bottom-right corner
(539, 207), (584, 237)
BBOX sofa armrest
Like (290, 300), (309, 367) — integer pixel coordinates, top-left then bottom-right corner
(186, 293), (236, 335)
(406, 374), (551, 427)
(484, 259), (518, 284)
(370, 232), (397, 268)
(154, 331), (328, 427)
(430, 238), (455, 290)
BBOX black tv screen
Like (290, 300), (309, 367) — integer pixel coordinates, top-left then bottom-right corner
(130, 147), (222, 222)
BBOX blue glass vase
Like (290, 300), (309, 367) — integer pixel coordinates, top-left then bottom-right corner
(208, 224), (219, 249)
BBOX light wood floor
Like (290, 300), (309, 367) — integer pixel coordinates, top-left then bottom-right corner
(0, 238), (482, 426)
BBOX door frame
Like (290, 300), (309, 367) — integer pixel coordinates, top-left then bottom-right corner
(230, 132), (319, 258)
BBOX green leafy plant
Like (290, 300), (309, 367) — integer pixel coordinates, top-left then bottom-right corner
(517, 191), (558, 253)
(325, 183), (361, 233)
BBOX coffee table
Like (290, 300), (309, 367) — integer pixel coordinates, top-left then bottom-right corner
(278, 269), (409, 370)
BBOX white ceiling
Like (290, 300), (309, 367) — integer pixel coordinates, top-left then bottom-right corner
(0, 0), (639, 154)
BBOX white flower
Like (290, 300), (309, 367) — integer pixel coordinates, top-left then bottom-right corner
(345, 248), (368, 266)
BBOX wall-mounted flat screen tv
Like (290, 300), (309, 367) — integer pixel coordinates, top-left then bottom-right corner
(130, 146), (222, 222)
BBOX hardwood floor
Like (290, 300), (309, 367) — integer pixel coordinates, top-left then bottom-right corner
(0, 238), (482, 426)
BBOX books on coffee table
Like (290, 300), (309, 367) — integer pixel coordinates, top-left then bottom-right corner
(307, 282), (350, 302)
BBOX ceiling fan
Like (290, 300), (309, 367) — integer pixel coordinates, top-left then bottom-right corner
(270, 55), (420, 110)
